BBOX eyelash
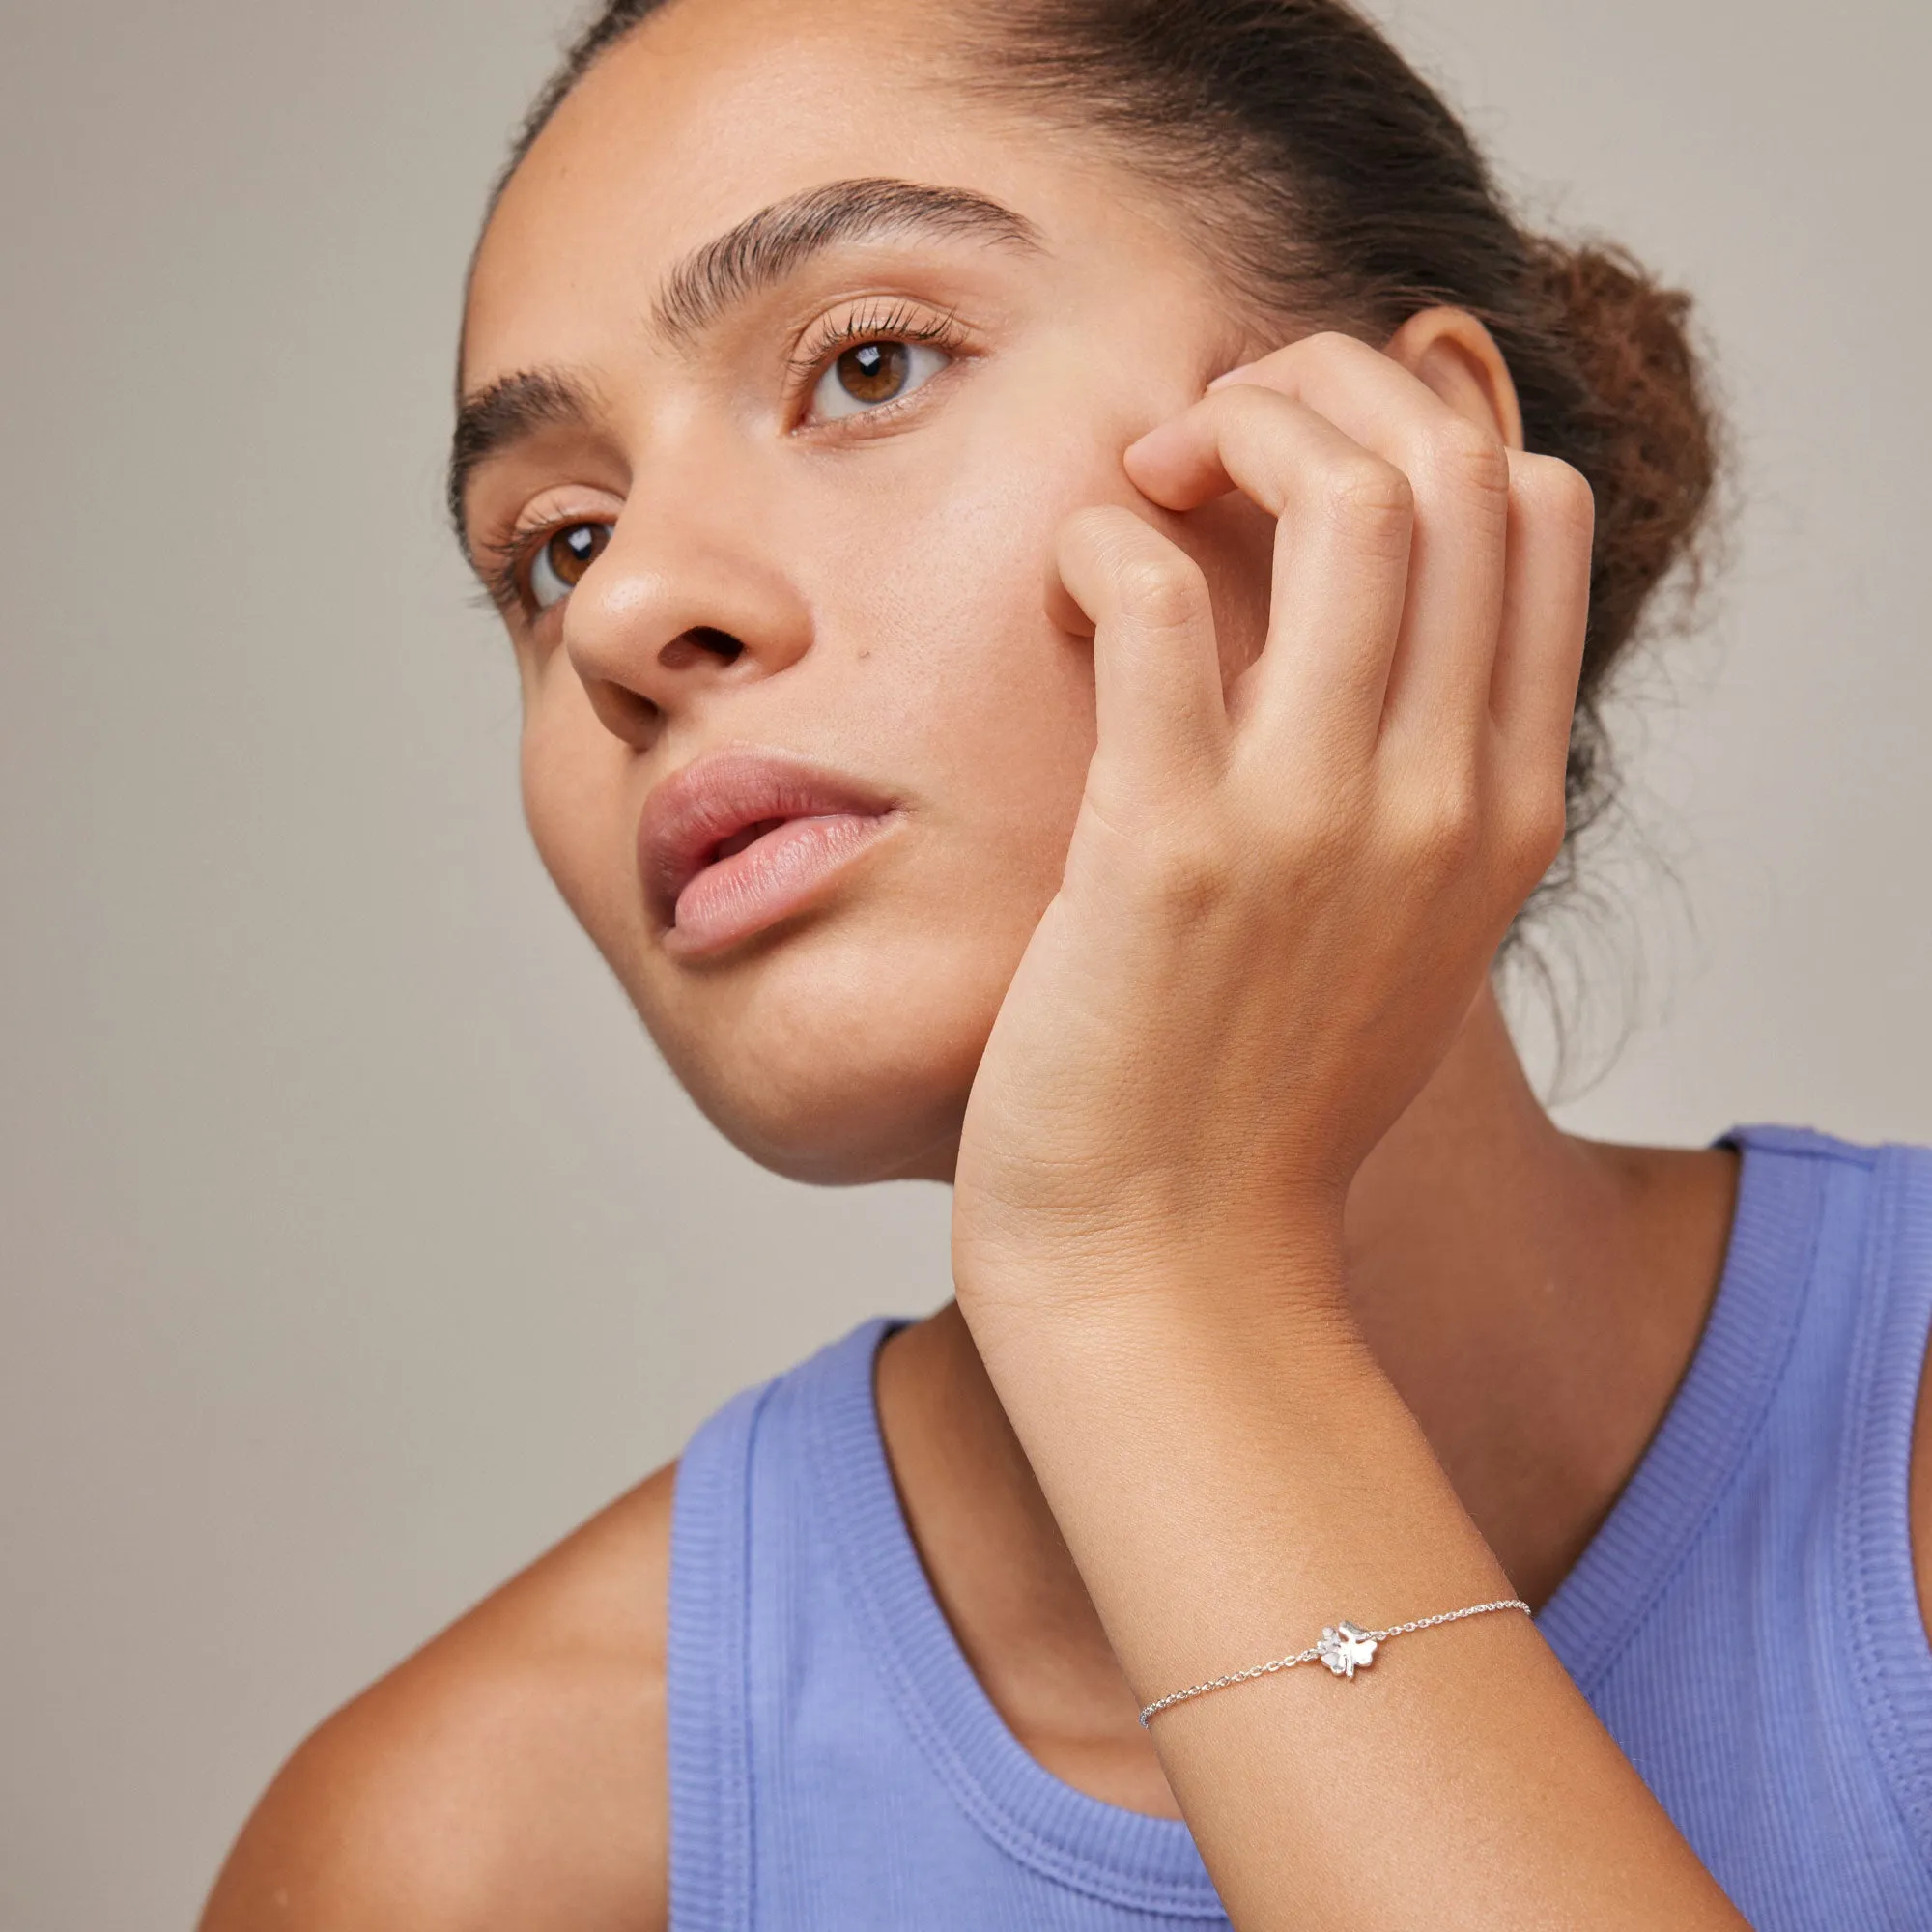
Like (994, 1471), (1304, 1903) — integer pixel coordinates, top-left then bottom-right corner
(784, 298), (966, 415)
(478, 530), (550, 618)
(480, 300), (970, 619)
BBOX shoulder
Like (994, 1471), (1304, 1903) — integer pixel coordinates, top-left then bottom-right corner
(199, 1459), (677, 1932)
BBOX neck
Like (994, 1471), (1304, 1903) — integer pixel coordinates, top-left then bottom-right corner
(874, 982), (1738, 1799)
(1339, 983), (1736, 1598)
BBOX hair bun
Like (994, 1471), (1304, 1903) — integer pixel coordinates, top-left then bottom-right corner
(1531, 239), (1721, 676)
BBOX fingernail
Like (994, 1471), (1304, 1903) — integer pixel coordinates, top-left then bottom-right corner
(1207, 362), (1258, 391)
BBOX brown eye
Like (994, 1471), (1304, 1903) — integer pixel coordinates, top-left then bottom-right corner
(837, 340), (908, 405)
(808, 336), (951, 423)
(528, 522), (610, 611)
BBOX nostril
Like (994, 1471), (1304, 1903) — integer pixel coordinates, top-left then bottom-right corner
(584, 679), (662, 743)
(661, 626), (746, 669)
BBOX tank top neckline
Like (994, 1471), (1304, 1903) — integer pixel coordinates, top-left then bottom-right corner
(793, 1123), (1927, 1910)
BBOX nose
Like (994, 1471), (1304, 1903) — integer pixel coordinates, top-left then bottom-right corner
(560, 489), (814, 747)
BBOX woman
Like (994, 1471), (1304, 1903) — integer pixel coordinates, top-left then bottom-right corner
(200, 0), (1932, 1925)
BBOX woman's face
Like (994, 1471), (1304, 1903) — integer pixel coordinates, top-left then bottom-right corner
(458, 0), (1277, 1184)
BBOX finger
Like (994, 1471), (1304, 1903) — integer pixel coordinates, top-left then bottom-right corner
(1379, 409), (1510, 750)
(1491, 452), (1593, 765)
(1196, 332), (1513, 744)
(1054, 506), (1230, 791)
(1125, 384), (1412, 746)
(1127, 378), (1398, 519)
(1475, 453), (1595, 897)
(1207, 330), (1474, 455)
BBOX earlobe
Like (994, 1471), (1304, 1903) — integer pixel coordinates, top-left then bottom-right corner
(1384, 307), (1525, 451)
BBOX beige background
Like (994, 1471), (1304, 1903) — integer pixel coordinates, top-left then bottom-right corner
(2, 1), (1927, 1925)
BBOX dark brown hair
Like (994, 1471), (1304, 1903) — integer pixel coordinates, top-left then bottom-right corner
(491, 0), (1722, 908)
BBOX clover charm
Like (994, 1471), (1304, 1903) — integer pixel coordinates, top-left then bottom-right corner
(1316, 1621), (1378, 1678)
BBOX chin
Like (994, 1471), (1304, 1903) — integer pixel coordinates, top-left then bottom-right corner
(633, 910), (1009, 1188)
(706, 1072), (968, 1187)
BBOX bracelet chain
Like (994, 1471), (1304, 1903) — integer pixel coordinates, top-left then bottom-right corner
(1137, 1597), (1531, 1726)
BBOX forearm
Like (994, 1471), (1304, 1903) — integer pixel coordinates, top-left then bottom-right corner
(959, 1238), (1748, 1931)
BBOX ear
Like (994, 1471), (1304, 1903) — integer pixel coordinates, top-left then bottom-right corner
(1383, 307), (1525, 451)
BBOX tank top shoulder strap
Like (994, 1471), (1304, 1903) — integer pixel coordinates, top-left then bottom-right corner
(1835, 1130), (1932, 1853)
(665, 1318), (918, 1932)
(1538, 1122), (1932, 1924)
(664, 1358), (779, 1932)
(664, 1316), (1228, 1930)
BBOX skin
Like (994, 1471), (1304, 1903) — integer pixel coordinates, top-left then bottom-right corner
(201, 0), (1932, 1924)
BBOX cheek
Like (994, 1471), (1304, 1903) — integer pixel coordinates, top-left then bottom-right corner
(896, 496), (1095, 820)
(517, 668), (637, 954)
(829, 420), (1131, 806)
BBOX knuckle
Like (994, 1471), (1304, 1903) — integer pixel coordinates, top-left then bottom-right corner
(1301, 329), (1366, 367)
(1144, 829), (1232, 923)
(1430, 417), (1512, 499)
(1113, 549), (1210, 632)
(1400, 772), (1483, 875)
(1507, 777), (1570, 879)
(1270, 764), (1368, 868)
(1324, 453), (1416, 528)
(1211, 380), (1277, 419)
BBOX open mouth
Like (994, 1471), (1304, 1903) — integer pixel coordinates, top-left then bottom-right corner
(706, 816), (793, 865)
(663, 809), (901, 960)
(637, 744), (904, 960)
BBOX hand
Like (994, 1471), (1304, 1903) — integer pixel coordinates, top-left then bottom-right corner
(951, 327), (1595, 1306)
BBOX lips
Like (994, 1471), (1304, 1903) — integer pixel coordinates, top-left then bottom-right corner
(638, 744), (902, 955)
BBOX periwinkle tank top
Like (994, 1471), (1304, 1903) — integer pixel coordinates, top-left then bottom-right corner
(666, 1125), (1932, 1928)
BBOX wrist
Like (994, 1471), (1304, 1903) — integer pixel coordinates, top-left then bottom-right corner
(952, 1201), (1353, 1333)
(952, 1232), (1387, 1483)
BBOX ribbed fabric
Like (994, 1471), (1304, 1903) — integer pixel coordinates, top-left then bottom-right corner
(667, 1125), (1932, 1929)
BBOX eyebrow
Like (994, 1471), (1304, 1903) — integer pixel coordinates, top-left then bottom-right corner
(446, 367), (599, 557)
(448, 177), (1041, 553)
(651, 176), (1041, 345)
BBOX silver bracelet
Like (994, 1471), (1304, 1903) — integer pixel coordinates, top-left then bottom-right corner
(1137, 1598), (1532, 1726)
